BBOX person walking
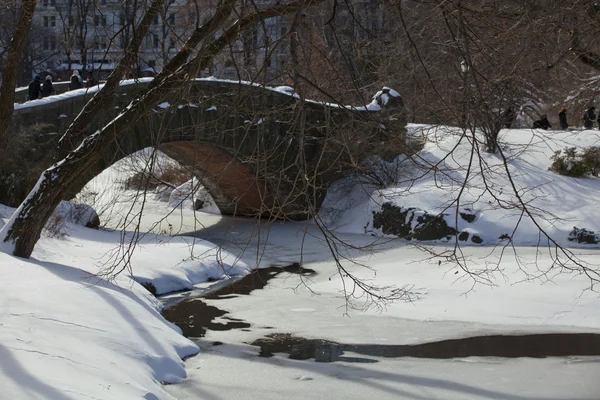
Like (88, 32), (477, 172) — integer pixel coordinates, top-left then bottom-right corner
(69, 70), (82, 90)
(558, 108), (568, 130)
(583, 106), (596, 129)
(41, 75), (55, 98)
(28, 74), (42, 101)
(85, 71), (96, 88)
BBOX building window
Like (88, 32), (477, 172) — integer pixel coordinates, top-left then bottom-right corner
(95, 15), (106, 26)
(43, 16), (55, 27)
(169, 13), (175, 25)
(43, 0), (48, 6)
(50, 0), (55, 6)
(153, 33), (159, 48)
(145, 35), (152, 48)
(94, 36), (107, 50)
(153, 16), (159, 25)
(43, 38), (49, 50)
(280, 27), (287, 37)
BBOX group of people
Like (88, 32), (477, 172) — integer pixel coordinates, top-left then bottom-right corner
(531, 109), (568, 130)
(531, 106), (600, 131)
(28, 70), (96, 101)
(27, 74), (54, 101)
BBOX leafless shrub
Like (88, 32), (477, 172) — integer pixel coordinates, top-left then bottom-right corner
(122, 164), (191, 191)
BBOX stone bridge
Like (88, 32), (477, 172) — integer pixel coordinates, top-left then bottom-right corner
(8, 79), (407, 219)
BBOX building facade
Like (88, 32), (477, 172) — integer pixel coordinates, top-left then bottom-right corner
(32, 0), (291, 83)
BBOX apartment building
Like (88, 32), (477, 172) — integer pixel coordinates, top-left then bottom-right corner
(33, 0), (198, 80)
(32, 0), (291, 83)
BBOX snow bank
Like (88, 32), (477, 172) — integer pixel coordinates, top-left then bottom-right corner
(322, 125), (600, 247)
(0, 203), (249, 398)
(0, 250), (198, 399)
(42, 224), (249, 295)
(167, 178), (220, 215)
(51, 200), (99, 228)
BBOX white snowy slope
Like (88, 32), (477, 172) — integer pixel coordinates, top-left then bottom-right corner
(0, 211), (248, 399)
(322, 126), (600, 247)
(0, 250), (197, 399)
(165, 124), (600, 399)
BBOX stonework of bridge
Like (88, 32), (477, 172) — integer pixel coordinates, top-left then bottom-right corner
(8, 79), (407, 219)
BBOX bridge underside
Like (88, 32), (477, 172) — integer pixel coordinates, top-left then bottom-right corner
(160, 142), (304, 219)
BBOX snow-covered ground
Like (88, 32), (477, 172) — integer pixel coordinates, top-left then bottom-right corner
(0, 207), (248, 399)
(321, 126), (600, 247)
(1, 126), (600, 398)
(165, 220), (600, 400)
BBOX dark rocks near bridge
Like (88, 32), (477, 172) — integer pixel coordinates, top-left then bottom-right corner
(372, 203), (458, 241)
(371, 202), (483, 243)
(459, 209), (477, 223)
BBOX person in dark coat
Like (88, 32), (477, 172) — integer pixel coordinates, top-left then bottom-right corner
(583, 106), (596, 129)
(28, 74), (42, 100)
(85, 71), (96, 88)
(69, 70), (82, 90)
(532, 115), (551, 130)
(41, 75), (54, 98)
(558, 108), (568, 130)
(503, 107), (516, 129)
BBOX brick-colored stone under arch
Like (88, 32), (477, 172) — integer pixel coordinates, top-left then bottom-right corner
(160, 142), (277, 217)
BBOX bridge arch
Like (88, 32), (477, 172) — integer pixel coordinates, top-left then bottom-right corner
(9, 79), (407, 219)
